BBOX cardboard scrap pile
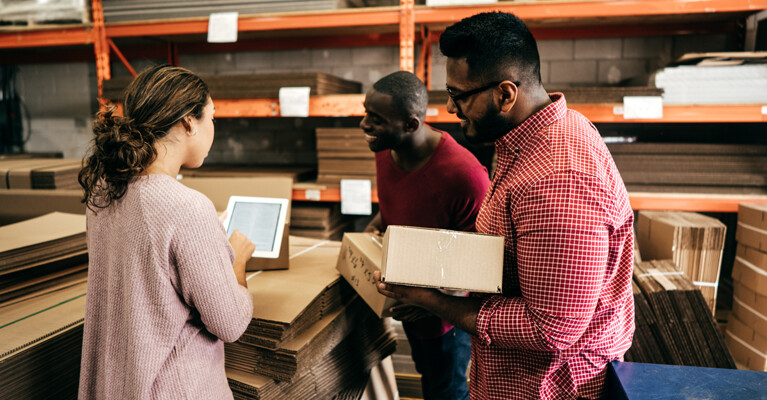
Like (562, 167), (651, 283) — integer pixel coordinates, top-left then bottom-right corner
(104, 72), (361, 101)
(608, 143), (767, 195)
(0, 212), (89, 399)
(315, 128), (376, 186)
(727, 203), (767, 371)
(225, 237), (397, 399)
(0, 158), (81, 190)
(290, 202), (354, 241)
(626, 260), (736, 369)
(637, 210), (726, 313)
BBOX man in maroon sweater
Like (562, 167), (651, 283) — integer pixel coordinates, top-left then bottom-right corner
(361, 70), (490, 400)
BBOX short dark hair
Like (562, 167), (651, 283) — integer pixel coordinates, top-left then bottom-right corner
(372, 71), (428, 120)
(439, 12), (541, 85)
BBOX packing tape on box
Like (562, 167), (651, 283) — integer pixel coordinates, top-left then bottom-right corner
(692, 281), (718, 288)
(737, 256), (767, 278)
(726, 329), (767, 359)
(739, 221), (767, 235)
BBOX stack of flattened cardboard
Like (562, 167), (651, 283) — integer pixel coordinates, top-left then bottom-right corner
(225, 237), (396, 399)
(632, 260), (736, 368)
(290, 202), (354, 240)
(0, 158), (81, 190)
(0, 189), (84, 226)
(624, 280), (666, 365)
(0, 212), (87, 307)
(103, 73), (361, 101)
(180, 165), (316, 182)
(728, 203), (767, 371)
(0, 281), (87, 399)
(315, 128), (376, 186)
(608, 143), (767, 194)
(637, 210), (726, 313)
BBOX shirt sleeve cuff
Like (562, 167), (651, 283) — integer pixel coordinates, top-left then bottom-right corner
(476, 295), (504, 345)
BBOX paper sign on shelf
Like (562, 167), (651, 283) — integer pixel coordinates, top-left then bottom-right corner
(340, 179), (372, 215)
(426, 0), (497, 5)
(623, 96), (663, 119)
(279, 87), (311, 117)
(207, 12), (238, 43)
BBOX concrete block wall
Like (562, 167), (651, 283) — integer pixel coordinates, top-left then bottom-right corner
(16, 33), (734, 162)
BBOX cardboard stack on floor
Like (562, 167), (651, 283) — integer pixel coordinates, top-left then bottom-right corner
(315, 128), (376, 186)
(727, 203), (767, 371)
(636, 210), (726, 313)
(225, 236), (397, 399)
(0, 158), (85, 226)
(0, 212), (88, 399)
(290, 202), (354, 240)
(628, 259), (736, 368)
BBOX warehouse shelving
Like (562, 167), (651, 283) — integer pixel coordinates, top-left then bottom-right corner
(2, 0), (767, 210)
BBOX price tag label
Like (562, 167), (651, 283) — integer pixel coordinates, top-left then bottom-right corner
(279, 87), (311, 117)
(207, 12), (238, 43)
(623, 96), (663, 119)
(340, 179), (372, 215)
(305, 189), (321, 201)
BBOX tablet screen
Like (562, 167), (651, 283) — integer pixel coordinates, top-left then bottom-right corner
(227, 201), (283, 253)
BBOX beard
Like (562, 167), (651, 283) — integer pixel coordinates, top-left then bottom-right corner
(462, 104), (516, 144)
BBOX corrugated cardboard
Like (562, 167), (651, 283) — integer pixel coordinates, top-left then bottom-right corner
(181, 176), (292, 271)
(732, 294), (767, 335)
(5, 159), (77, 189)
(732, 244), (767, 296)
(733, 280), (767, 317)
(336, 233), (396, 318)
(728, 314), (767, 354)
(0, 189), (84, 226)
(381, 225), (504, 293)
(725, 329), (767, 371)
(736, 221), (767, 254)
(738, 203), (767, 231)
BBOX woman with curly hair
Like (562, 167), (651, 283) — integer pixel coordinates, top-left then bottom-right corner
(78, 65), (254, 399)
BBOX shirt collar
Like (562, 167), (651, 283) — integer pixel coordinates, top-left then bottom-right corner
(497, 92), (567, 151)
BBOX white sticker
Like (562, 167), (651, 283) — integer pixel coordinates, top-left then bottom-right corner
(623, 96), (663, 119)
(207, 12), (238, 43)
(426, 108), (439, 117)
(613, 105), (624, 115)
(305, 189), (321, 201)
(279, 87), (311, 117)
(761, 105), (767, 115)
(340, 179), (372, 215)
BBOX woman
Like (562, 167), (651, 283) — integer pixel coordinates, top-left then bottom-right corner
(78, 65), (254, 399)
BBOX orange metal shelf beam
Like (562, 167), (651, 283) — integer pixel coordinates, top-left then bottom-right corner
(105, 8), (401, 38)
(628, 192), (767, 212)
(292, 187), (379, 203)
(415, 0), (767, 23)
(0, 27), (95, 48)
(214, 95), (365, 118)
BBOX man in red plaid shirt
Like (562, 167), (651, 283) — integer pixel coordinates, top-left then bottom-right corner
(375, 12), (635, 399)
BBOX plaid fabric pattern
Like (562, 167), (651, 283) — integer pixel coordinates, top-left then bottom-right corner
(471, 94), (635, 400)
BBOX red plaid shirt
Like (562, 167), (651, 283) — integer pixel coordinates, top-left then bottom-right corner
(471, 94), (635, 400)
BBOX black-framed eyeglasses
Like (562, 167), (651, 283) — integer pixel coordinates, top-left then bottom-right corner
(447, 80), (521, 114)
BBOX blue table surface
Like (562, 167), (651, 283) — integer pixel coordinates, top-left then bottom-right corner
(609, 361), (767, 400)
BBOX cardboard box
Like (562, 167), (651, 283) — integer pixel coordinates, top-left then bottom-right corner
(738, 203), (767, 231)
(733, 280), (767, 317)
(728, 314), (767, 354)
(725, 329), (767, 372)
(381, 225), (503, 293)
(181, 176), (293, 271)
(732, 294), (767, 336)
(736, 221), (767, 254)
(336, 233), (396, 318)
(732, 244), (767, 296)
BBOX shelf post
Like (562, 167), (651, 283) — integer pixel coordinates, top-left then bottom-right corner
(91, 0), (111, 104)
(399, 0), (415, 72)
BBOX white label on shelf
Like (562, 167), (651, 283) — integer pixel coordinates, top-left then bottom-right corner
(613, 105), (624, 115)
(279, 87), (311, 117)
(762, 105), (767, 115)
(305, 189), (321, 201)
(426, 0), (497, 5)
(207, 12), (238, 43)
(426, 108), (439, 117)
(622, 96), (663, 119)
(340, 179), (372, 216)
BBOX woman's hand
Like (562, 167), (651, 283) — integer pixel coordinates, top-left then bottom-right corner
(229, 230), (255, 287)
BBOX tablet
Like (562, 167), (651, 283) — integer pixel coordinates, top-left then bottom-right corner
(222, 196), (289, 259)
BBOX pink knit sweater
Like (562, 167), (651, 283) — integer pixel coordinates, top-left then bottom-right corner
(78, 174), (253, 399)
